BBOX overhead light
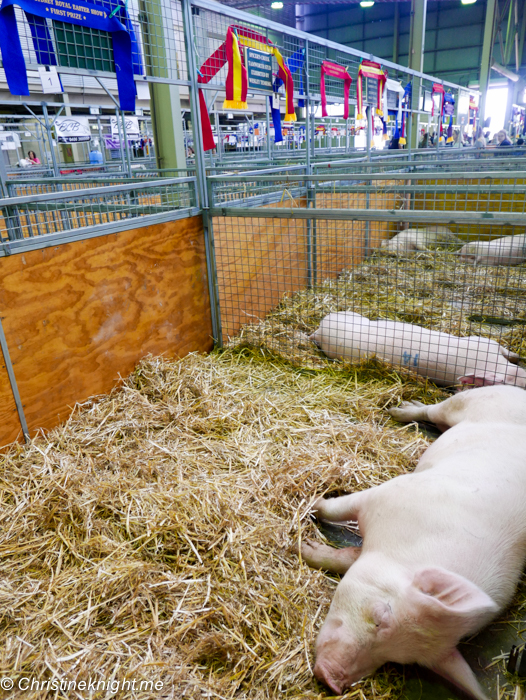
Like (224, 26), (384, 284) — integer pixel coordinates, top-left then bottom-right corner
(461, 0), (476, 4)
(360, 1), (375, 7)
(271, 1), (283, 7)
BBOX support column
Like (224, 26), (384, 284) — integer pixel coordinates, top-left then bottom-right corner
(140, 0), (186, 172)
(392, 2), (400, 64)
(479, 0), (498, 127)
(408, 0), (427, 150)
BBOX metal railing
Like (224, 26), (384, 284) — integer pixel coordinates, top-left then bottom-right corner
(0, 177), (198, 256)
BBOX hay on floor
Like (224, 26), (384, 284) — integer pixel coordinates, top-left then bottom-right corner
(1, 348), (525, 699)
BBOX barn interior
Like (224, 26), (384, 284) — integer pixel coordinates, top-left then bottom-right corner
(1, 0), (526, 697)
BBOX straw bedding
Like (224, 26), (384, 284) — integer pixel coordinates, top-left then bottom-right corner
(1, 348), (525, 699)
(2, 248), (526, 698)
(0, 349), (443, 699)
(232, 248), (526, 367)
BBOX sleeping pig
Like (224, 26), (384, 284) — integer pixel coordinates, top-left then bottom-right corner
(302, 384), (526, 700)
(310, 311), (526, 388)
(459, 233), (526, 266)
(381, 226), (461, 253)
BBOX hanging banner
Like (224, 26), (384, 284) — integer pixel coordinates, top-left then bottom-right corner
(55, 116), (91, 142)
(197, 24), (295, 151)
(0, 0), (136, 111)
(320, 60), (352, 120)
(111, 115), (140, 138)
(356, 60), (387, 120)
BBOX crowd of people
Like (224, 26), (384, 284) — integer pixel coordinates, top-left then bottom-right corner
(412, 127), (523, 150)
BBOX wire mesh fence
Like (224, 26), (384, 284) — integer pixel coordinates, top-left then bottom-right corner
(0, 176), (197, 246)
(211, 170), (526, 389)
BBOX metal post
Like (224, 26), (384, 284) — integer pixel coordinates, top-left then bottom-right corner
(182, 0), (222, 347)
(408, 0), (427, 151)
(97, 115), (106, 166)
(114, 107), (126, 175)
(265, 97), (271, 161)
(41, 103), (60, 177)
(121, 110), (133, 177)
(0, 317), (30, 442)
(479, 0), (498, 127)
(393, 2), (400, 63)
(366, 106), (372, 161)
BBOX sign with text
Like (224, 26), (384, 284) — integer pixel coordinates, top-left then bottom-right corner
(244, 47), (273, 93)
(111, 115), (140, 138)
(55, 116), (91, 142)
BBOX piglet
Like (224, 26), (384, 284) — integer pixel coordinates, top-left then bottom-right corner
(381, 226), (461, 253)
(459, 233), (526, 266)
(302, 385), (526, 700)
(310, 311), (525, 388)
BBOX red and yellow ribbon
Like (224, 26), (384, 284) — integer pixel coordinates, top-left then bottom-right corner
(224, 27), (247, 110)
(197, 25), (296, 151)
(356, 60), (387, 120)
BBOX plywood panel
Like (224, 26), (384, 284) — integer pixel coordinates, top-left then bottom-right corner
(413, 177), (526, 239)
(0, 216), (212, 442)
(0, 346), (23, 447)
(314, 192), (395, 276)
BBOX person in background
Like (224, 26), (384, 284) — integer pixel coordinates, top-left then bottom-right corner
(516, 138), (524, 146)
(474, 128), (486, 149)
(452, 130), (463, 149)
(388, 137), (400, 150)
(419, 132), (428, 149)
(497, 129), (512, 146)
(27, 150), (40, 165)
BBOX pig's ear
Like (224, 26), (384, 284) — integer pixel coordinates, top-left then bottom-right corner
(371, 602), (392, 632)
(431, 648), (490, 700)
(457, 373), (506, 388)
(410, 567), (498, 636)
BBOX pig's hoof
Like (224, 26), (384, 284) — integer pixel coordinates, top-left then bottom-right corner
(388, 400), (426, 422)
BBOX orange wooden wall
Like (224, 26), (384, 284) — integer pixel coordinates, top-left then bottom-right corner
(0, 216), (212, 448)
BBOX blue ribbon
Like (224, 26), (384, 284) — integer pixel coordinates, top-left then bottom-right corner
(270, 49), (304, 143)
(0, 0), (137, 111)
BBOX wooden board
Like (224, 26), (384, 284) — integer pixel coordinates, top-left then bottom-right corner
(0, 215), (212, 444)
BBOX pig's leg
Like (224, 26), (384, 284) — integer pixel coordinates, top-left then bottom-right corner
(388, 400), (431, 424)
(301, 539), (361, 575)
(312, 492), (366, 523)
(389, 394), (475, 432)
(499, 346), (521, 364)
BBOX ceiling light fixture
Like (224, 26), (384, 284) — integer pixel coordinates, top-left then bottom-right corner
(360, 1), (375, 7)
(271, 1), (283, 8)
(461, 0), (476, 5)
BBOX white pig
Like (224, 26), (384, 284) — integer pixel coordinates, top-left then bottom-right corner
(459, 233), (526, 266)
(381, 226), (461, 253)
(310, 311), (526, 388)
(302, 385), (526, 700)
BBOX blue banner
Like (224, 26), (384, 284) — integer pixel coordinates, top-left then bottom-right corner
(0, 0), (137, 110)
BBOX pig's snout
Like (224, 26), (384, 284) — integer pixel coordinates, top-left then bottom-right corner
(313, 659), (350, 695)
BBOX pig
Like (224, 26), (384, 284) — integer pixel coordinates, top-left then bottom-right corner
(381, 226), (461, 253)
(302, 385), (526, 700)
(459, 233), (526, 266)
(310, 311), (526, 388)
